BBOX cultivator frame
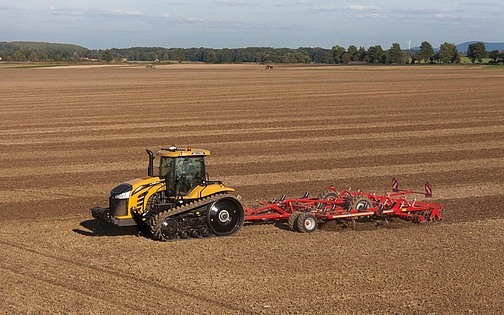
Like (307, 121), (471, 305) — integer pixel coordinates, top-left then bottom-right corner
(244, 178), (444, 232)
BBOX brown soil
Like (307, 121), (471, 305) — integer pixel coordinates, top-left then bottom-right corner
(1, 64), (503, 314)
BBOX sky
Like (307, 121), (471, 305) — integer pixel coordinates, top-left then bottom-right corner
(0, 1), (502, 50)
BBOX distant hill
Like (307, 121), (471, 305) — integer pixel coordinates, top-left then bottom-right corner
(456, 41), (504, 53)
(0, 41), (89, 61)
(0, 41), (88, 54)
(0, 41), (86, 51)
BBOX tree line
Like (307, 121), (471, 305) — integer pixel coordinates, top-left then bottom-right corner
(1, 41), (502, 64)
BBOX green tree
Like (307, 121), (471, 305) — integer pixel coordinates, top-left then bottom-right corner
(341, 52), (351, 64)
(206, 50), (217, 63)
(419, 41), (434, 63)
(439, 42), (459, 63)
(367, 45), (385, 64)
(488, 50), (500, 63)
(357, 46), (367, 62)
(431, 52), (441, 63)
(176, 48), (185, 63)
(331, 45), (346, 63)
(12, 50), (26, 61)
(387, 43), (405, 64)
(102, 49), (114, 62)
(347, 45), (358, 61)
(467, 42), (487, 63)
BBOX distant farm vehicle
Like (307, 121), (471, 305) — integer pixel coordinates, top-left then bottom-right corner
(92, 147), (444, 241)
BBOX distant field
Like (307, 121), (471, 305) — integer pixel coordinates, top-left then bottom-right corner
(0, 64), (503, 314)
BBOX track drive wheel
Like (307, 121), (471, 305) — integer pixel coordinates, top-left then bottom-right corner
(207, 196), (245, 236)
(346, 196), (374, 212)
(288, 211), (302, 231)
(296, 212), (317, 233)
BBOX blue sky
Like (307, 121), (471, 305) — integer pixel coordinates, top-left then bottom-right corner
(0, 1), (502, 49)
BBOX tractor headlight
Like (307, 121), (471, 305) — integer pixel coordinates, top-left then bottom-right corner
(115, 190), (131, 199)
(110, 183), (133, 199)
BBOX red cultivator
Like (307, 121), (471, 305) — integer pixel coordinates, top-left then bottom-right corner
(244, 178), (444, 233)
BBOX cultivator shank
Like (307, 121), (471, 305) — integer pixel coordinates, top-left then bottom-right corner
(244, 179), (444, 232)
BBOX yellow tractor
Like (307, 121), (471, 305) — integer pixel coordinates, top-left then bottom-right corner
(92, 146), (244, 240)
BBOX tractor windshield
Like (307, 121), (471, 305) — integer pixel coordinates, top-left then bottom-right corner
(159, 155), (206, 196)
(175, 156), (205, 195)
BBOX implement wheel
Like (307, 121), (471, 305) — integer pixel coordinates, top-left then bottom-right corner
(296, 212), (317, 233)
(288, 211), (302, 231)
(319, 191), (338, 199)
(207, 196), (245, 236)
(347, 196), (373, 212)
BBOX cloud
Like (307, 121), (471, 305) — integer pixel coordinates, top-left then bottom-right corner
(112, 9), (143, 16)
(214, 0), (253, 7)
(344, 4), (383, 18)
(345, 5), (380, 11)
(43, 7), (145, 18)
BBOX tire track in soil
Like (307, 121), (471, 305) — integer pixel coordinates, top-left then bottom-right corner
(2, 124), (503, 146)
(0, 264), (140, 314)
(2, 140), (503, 177)
(0, 159), (501, 204)
(0, 238), (255, 314)
(2, 104), (502, 132)
(1, 129), (503, 163)
(1, 110), (502, 136)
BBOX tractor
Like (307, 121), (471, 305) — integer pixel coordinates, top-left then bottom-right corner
(92, 146), (244, 241)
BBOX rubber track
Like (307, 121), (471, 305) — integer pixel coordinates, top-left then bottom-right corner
(150, 193), (228, 241)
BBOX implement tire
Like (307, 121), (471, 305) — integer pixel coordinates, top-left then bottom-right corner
(296, 212), (317, 233)
(288, 211), (302, 231)
(346, 196), (373, 212)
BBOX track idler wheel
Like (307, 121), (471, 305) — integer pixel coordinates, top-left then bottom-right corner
(190, 229), (202, 238)
(207, 196), (245, 236)
(201, 228), (212, 237)
(179, 230), (190, 239)
(296, 212), (317, 233)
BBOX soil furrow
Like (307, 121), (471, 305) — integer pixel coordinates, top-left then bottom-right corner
(2, 124), (503, 146)
(0, 239), (255, 314)
(1, 158), (502, 203)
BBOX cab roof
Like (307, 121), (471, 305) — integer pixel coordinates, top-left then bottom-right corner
(156, 146), (211, 158)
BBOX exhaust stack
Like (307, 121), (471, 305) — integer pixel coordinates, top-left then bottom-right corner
(146, 149), (154, 177)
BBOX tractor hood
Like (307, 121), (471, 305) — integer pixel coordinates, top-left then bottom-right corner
(125, 176), (165, 197)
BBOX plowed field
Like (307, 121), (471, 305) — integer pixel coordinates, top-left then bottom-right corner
(1, 64), (503, 314)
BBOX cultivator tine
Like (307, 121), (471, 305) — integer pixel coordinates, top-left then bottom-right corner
(392, 178), (399, 192)
(301, 192), (309, 198)
(424, 182), (433, 197)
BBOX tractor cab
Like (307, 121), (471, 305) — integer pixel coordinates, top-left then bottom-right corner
(148, 146), (210, 197)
